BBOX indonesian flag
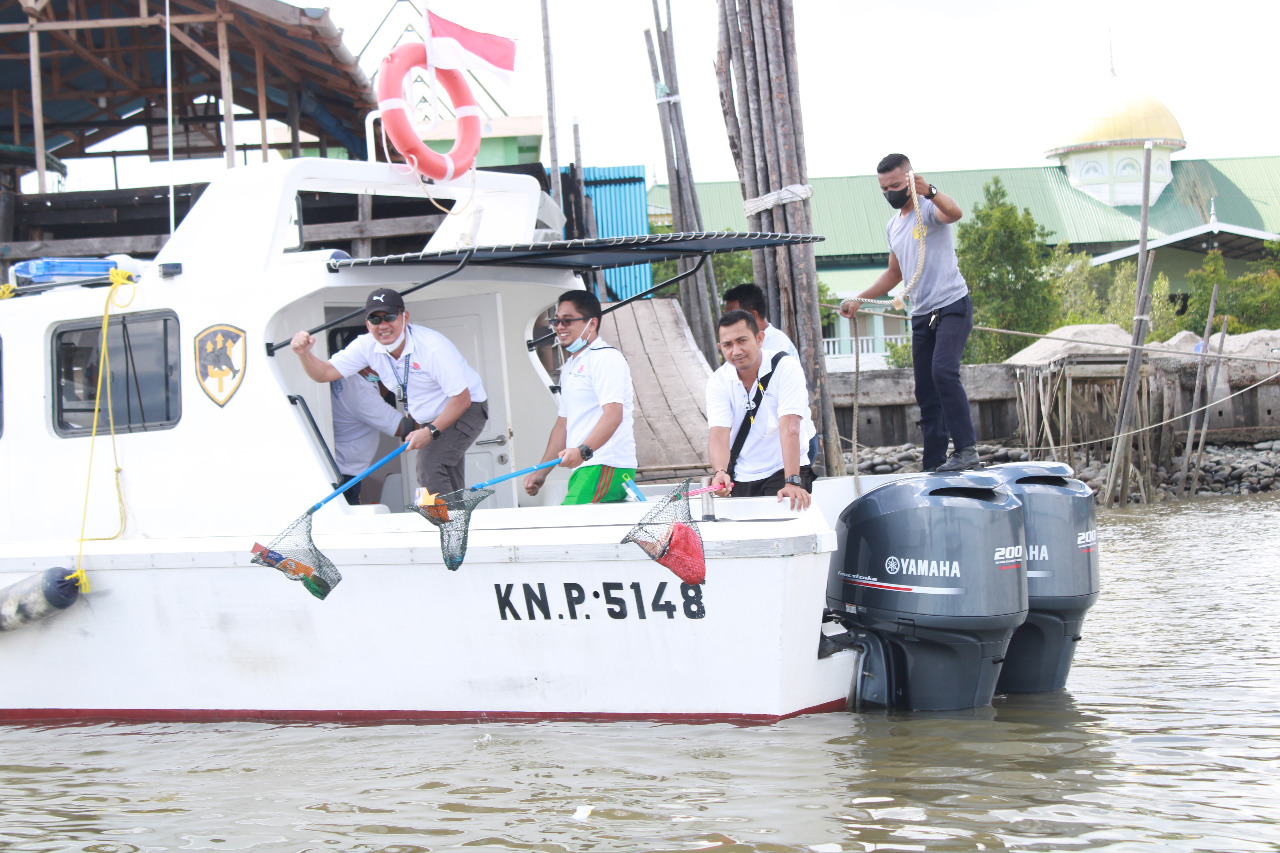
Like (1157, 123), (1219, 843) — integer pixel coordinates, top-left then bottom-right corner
(425, 11), (517, 83)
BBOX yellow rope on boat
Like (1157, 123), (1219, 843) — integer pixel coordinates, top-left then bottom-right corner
(68, 267), (138, 593)
(0, 282), (15, 299)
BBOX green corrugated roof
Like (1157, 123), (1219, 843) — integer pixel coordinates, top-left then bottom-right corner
(650, 156), (1280, 262)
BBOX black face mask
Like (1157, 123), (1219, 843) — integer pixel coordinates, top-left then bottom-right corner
(884, 187), (911, 209)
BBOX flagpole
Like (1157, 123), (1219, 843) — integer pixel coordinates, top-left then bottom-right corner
(540, 0), (562, 210)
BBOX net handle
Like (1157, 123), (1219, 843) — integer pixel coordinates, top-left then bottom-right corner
(623, 476), (647, 501)
(308, 442), (410, 514)
(470, 457), (559, 490)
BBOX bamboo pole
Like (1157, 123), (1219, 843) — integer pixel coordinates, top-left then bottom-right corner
(712, 0), (843, 475)
(1065, 373), (1074, 465)
(1103, 143), (1155, 504)
(735, 1), (779, 317)
(571, 120), (598, 296)
(1179, 282), (1218, 496)
(1187, 319), (1230, 496)
(645, 9), (718, 364)
(540, 0), (561, 208)
(718, 0), (770, 296)
(287, 87), (301, 158)
(643, 29), (704, 355)
(655, 1), (719, 350)
(255, 46), (268, 163)
(216, 0), (235, 168)
(28, 28), (48, 194)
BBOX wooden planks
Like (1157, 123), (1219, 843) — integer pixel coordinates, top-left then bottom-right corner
(600, 297), (715, 481)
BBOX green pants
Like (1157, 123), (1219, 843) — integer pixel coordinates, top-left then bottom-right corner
(563, 464), (636, 505)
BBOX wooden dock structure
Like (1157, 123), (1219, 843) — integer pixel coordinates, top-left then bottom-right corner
(601, 297), (713, 483)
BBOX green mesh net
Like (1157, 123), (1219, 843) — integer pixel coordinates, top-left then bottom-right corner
(406, 486), (495, 570)
(621, 478), (706, 585)
(250, 513), (342, 600)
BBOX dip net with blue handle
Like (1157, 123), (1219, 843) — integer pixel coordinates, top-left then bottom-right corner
(249, 443), (410, 600)
(407, 486), (495, 570)
(250, 513), (342, 600)
(621, 478), (706, 585)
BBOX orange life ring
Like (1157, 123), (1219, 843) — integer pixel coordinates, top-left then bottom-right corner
(377, 43), (482, 182)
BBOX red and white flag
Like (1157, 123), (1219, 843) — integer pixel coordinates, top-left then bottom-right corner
(425, 11), (517, 83)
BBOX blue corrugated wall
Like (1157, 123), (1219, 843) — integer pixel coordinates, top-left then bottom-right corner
(575, 165), (653, 301)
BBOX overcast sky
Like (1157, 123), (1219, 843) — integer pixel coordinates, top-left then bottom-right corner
(325, 0), (1279, 184)
(40, 0), (1280, 193)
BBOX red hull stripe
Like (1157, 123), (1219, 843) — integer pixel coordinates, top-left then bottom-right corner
(0, 699), (850, 727)
(997, 563), (1021, 570)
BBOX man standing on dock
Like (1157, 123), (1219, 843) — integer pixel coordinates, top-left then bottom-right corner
(839, 153), (978, 473)
(707, 310), (814, 511)
(523, 291), (637, 504)
(291, 288), (489, 494)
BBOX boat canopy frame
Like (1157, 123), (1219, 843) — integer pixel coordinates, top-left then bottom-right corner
(325, 231), (822, 273)
(321, 231), (823, 351)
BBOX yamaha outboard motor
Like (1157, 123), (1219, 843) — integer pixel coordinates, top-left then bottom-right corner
(827, 473), (1028, 711)
(986, 463), (1100, 694)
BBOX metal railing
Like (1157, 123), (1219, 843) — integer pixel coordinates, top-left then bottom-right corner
(822, 334), (910, 356)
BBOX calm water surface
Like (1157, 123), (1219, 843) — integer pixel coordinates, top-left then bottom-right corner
(3, 495), (1279, 852)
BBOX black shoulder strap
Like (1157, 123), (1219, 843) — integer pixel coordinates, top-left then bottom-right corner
(726, 352), (787, 481)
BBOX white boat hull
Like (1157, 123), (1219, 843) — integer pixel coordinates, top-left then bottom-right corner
(0, 493), (866, 723)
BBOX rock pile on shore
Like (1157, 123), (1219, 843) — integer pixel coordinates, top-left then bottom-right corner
(845, 443), (1030, 475)
(844, 441), (1280, 500)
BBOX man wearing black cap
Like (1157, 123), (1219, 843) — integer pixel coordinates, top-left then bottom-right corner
(291, 288), (489, 495)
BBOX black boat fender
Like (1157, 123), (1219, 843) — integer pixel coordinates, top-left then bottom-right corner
(0, 567), (81, 632)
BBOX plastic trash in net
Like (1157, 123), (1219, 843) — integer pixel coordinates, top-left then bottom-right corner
(621, 478), (706, 585)
(250, 513), (342, 600)
(407, 486), (495, 570)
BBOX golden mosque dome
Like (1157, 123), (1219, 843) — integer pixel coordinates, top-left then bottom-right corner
(1045, 76), (1186, 158)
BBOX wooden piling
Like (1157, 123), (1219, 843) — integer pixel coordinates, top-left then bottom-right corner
(713, 0), (845, 476)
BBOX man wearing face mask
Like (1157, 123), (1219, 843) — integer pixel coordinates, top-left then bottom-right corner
(838, 153), (978, 473)
(291, 288), (489, 495)
(523, 290), (636, 504)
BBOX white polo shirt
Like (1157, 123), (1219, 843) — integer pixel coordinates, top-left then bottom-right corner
(762, 323), (801, 365)
(706, 348), (814, 482)
(557, 337), (636, 469)
(330, 324), (487, 424)
(331, 375), (402, 476)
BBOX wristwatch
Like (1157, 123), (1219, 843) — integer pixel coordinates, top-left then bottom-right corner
(578, 444), (594, 461)
(926, 184), (938, 200)
(784, 474), (804, 487)
(425, 422), (441, 440)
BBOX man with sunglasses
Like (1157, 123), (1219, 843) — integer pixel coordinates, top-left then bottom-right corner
(523, 290), (636, 504)
(291, 288), (488, 495)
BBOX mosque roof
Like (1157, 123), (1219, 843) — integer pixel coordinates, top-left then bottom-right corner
(1045, 77), (1186, 157)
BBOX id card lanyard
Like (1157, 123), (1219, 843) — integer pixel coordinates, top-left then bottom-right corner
(387, 353), (411, 414)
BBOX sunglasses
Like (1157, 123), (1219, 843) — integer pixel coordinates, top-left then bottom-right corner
(549, 316), (587, 327)
(367, 310), (402, 325)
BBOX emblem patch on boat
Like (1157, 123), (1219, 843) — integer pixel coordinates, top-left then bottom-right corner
(194, 324), (246, 407)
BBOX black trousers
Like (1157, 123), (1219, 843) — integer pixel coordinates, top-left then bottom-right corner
(911, 294), (977, 470)
(733, 465), (815, 497)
